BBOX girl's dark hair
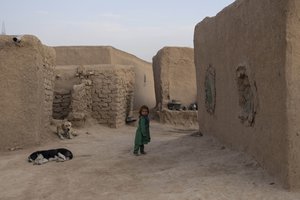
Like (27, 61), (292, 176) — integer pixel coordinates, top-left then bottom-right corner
(139, 105), (149, 116)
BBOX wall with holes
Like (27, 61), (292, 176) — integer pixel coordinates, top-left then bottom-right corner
(194, 0), (300, 189)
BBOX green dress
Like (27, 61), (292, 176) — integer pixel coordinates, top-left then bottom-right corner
(134, 116), (151, 152)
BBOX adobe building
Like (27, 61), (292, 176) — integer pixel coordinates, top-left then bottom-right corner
(54, 64), (135, 128)
(194, 0), (300, 189)
(54, 46), (155, 110)
(0, 35), (55, 150)
(152, 47), (198, 126)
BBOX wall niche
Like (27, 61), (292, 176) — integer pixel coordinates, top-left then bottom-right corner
(236, 66), (257, 126)
(204, 65), (216, 114)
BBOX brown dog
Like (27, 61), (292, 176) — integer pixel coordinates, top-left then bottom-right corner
(57, 121), (77, 139)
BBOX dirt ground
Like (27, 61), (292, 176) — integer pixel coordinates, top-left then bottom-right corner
(0, 121), (300, 200)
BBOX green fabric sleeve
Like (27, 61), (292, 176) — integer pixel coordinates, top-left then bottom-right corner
(140, 117), (147, 136)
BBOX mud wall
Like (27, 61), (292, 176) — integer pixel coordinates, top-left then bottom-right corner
(285, 0), (300, 189)
(110, 47), (155, 109)
(52, 89), (72, 119)
(194, 0), (300, 189)
(54, 65), (135, 128)
(0, 35), (55, 150)
(159, 110), (198, 127)
(53, 65), (80, 120)
(153, 47), (196, 109)
(54, 46), (155, 110)
(88, 65), (135, 128)
(43, 49), (56, 130)
(55, 46), (111, 65)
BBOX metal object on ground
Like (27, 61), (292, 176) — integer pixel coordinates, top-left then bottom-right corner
(167, 100), (181, 110)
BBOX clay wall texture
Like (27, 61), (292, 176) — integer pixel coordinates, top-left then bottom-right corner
(55, 65), (135, 128)
(43, 50), (56, 130)
(52, 89), (72, 119)
(152, 47), (197, 109)
(89, 65), (135, 128)
(109, 47), (155, 109)
(53, 66), (81, 119)
(194, 0), (300, 189)
(54, 46), (155, 109)
(0, 35), (55, 150)
(55, 46), (111, 65)
(159, 110), (198, 127)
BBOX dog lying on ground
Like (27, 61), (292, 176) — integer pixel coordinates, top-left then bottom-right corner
(57, 121), (77, 140)
(28, 148), (73, 165)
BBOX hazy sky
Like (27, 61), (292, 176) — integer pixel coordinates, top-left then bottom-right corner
(0, 0), (234, 62)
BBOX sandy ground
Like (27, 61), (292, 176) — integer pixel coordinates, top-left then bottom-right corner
(0, 121), (300, 200)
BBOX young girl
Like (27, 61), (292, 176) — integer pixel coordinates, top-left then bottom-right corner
(133, 105), (151, 156)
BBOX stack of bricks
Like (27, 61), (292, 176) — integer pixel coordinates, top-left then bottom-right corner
(52, 89), (72, 119)
(70, 65), (135, 128)
(68, 80), (93, 126)
(72, 83), (89, 113)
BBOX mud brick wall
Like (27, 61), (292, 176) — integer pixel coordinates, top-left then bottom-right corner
(69, 65), (135, 128)
(43, 65), (55, 128)
(52, 90), (72, 119)
(152, 47), (196, 110)
(90, 65), (135, 128)
(194, 0), (300, 189)
(152, 47), (198, 127)
(0, 35), (55, 150)
(71, 81), (92, 115)
(158, 110), (198, 127)
(55, 46), (155, 109)
(67, 79), (93, 127)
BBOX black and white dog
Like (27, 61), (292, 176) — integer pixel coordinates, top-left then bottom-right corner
(28, 148), (73, 165)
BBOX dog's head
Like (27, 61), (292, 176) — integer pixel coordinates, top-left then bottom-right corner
(62, 121), (72, 132)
